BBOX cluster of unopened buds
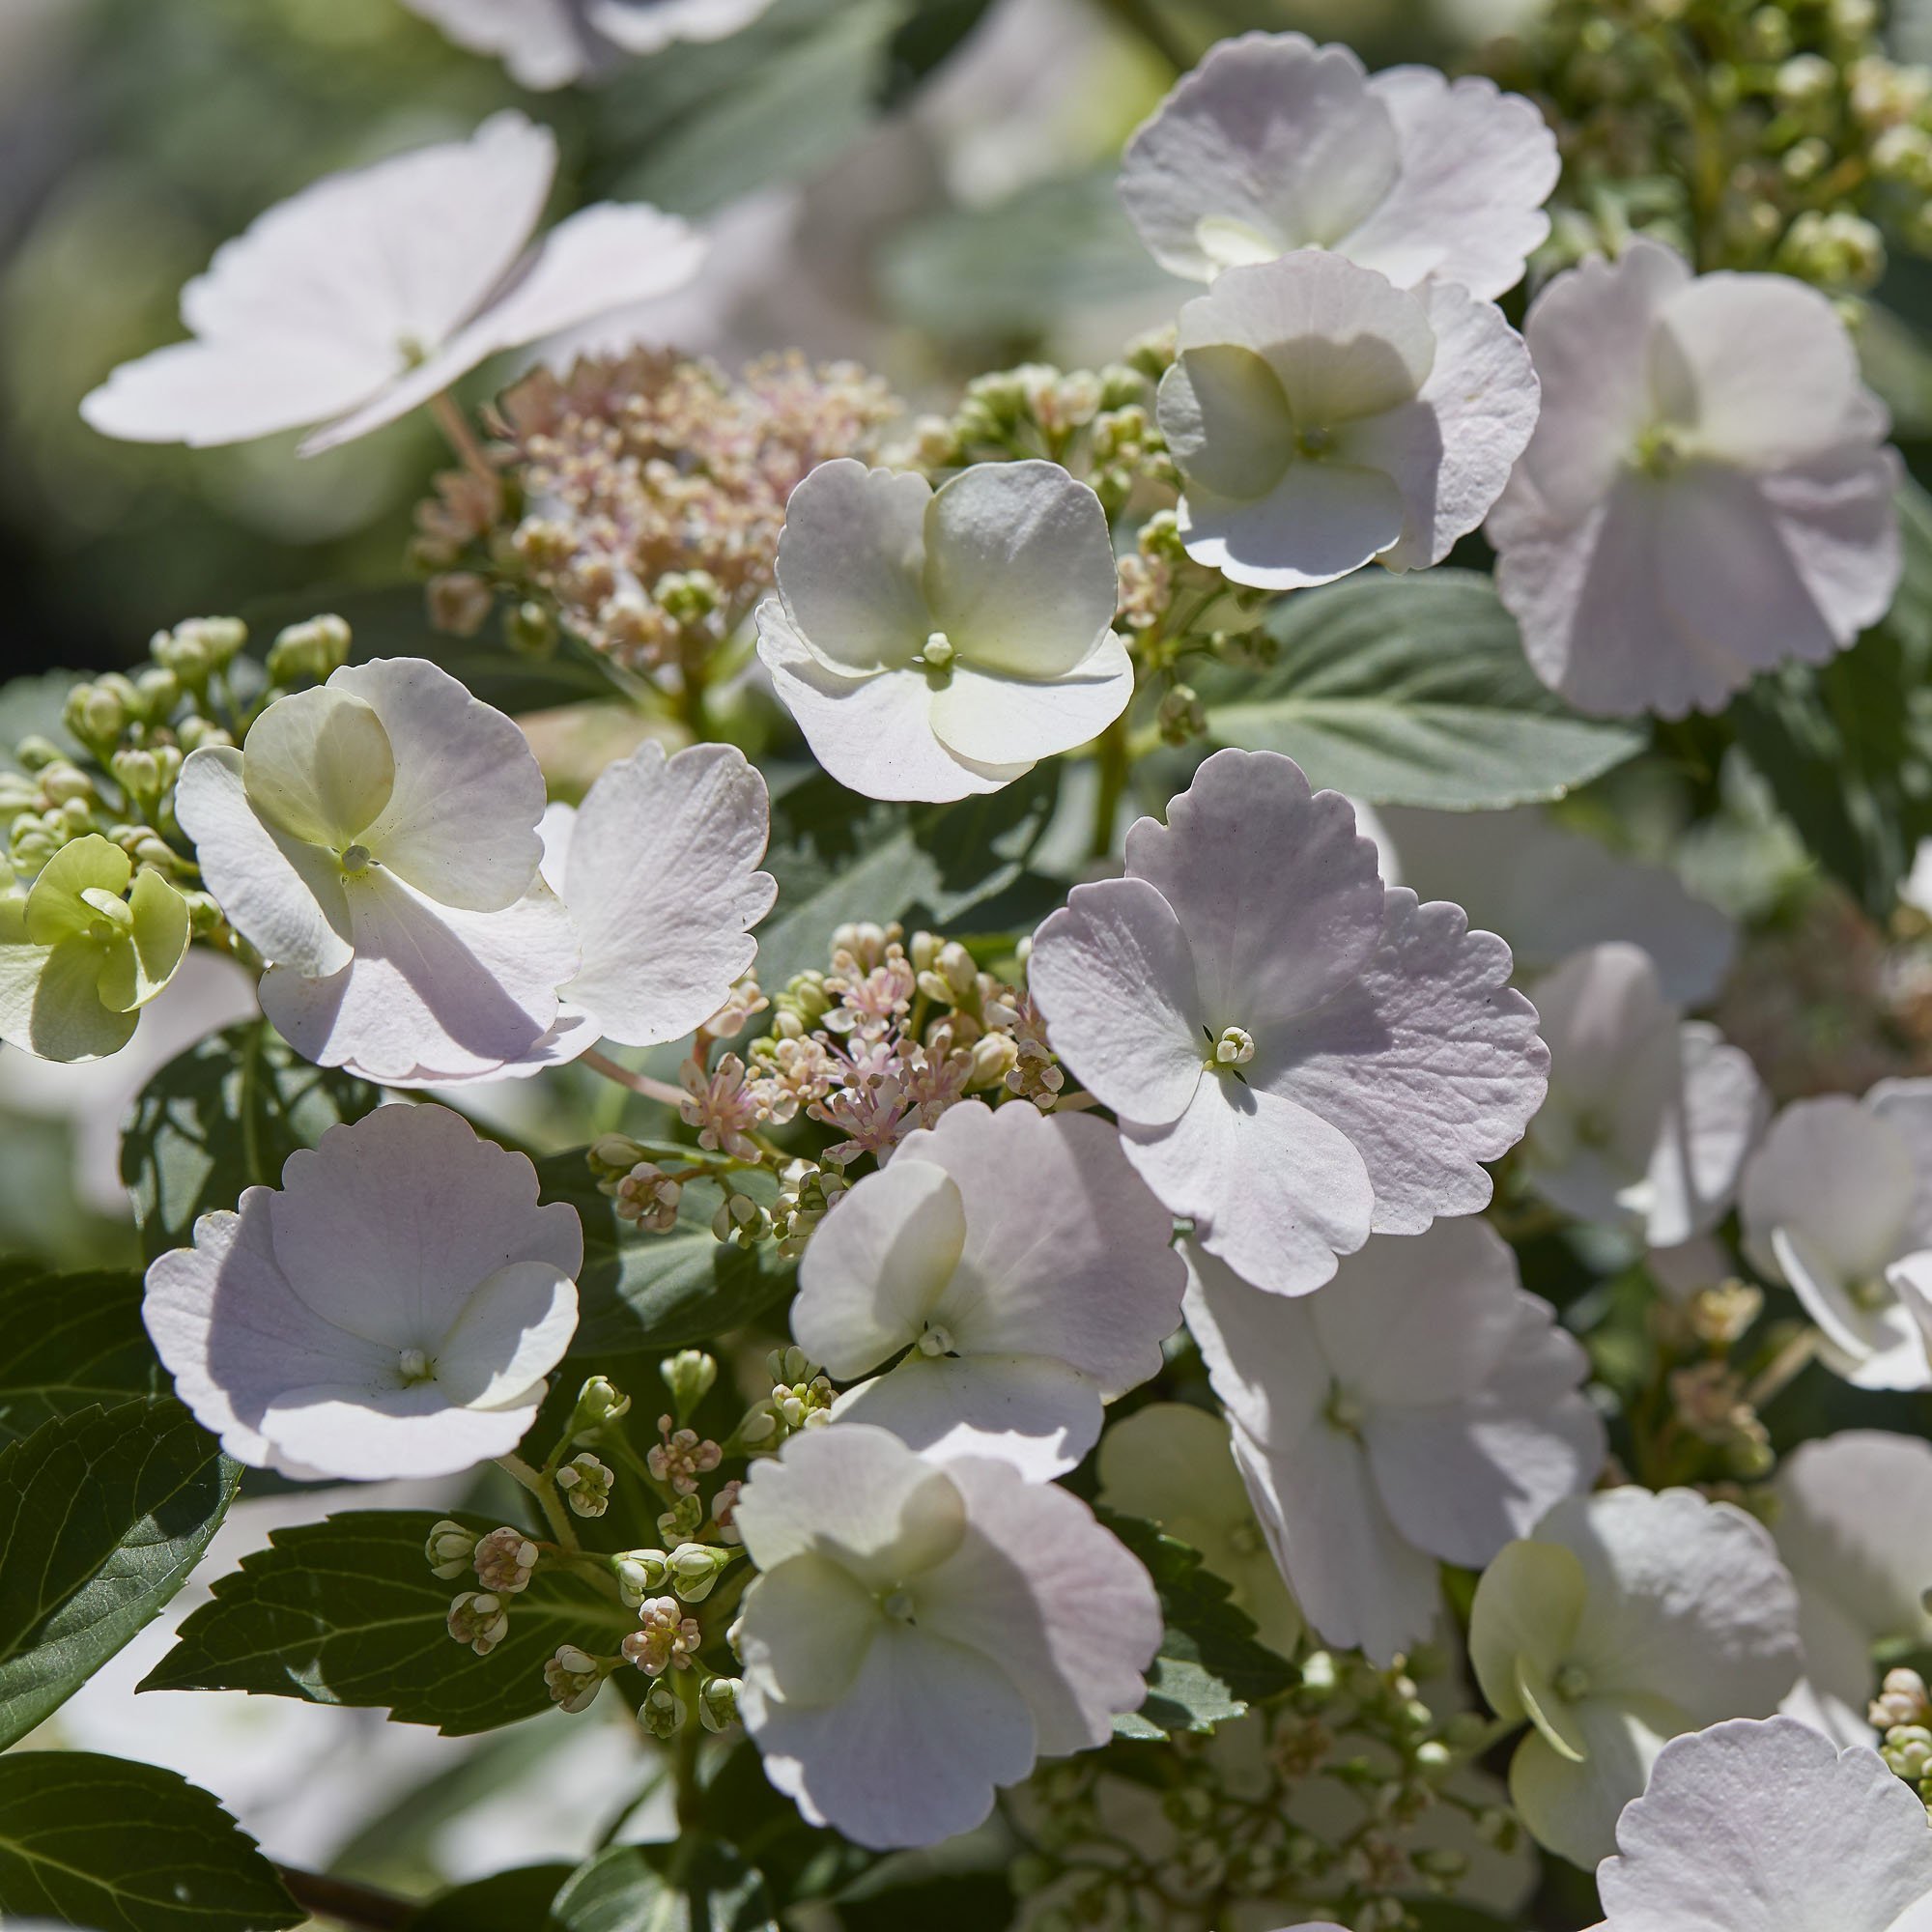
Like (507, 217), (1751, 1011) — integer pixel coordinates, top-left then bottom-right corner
(739, 1346), (837, 1449)
(428, 1520), (541, 1660)
(1875, 1668), (1932, 1809)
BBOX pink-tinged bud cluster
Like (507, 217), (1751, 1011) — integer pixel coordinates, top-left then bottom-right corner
(623, 1597), (701, 1676)
(649, 1418), (723, 1495)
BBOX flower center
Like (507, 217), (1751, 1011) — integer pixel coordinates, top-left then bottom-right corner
(1553, 1662), (1591, 1702)
(340, 843), (373, 875)
(397, 1347), (435, 1386)
(1324, 1383), (1365, 1435)
(1851, 1273), (1895, 1313)
(1206, 1025), (1256, 1070)
(915, 632), (955, 684)
(916, 1322), (956, 1358)
(1634, 422), (1688, 478)
(1294, 424), (1336, 460)
(881, 1589), (917, 1623)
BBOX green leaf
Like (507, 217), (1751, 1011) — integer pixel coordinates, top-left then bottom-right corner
(0, 1266), (166, 1450)
(548, 1839), (778, 1932)
(1095, 1509), (1294, 1740)
(0, 1398), (236, 1750)
(143, 1510), (635, 1735)
(0, 1751), (299, 1931)
(409, 1863), (575, 1930)
(120, 1017), (380, 1264)
(538, 1153), (795, 1360)
(1201, 570), (1646, 809)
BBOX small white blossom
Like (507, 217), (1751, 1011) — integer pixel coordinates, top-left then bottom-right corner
(1488, 238), (1902, 718)
(733, 1422), (1160, 1850)
(1119, 33), (1557, 297)
(143, 1104), (582, 1480)
(1028, 749), (1548, 1296)
(1185, 1221), (1603, 1664)
(1739, 1079), (1932, 1390)
(592, 0), (775, 55)
(1469, 1488), (1804, 1868)
(755, 459), (1131, 802)
(1594, 1717), (1932, 1932)
(791, 1099), (1185, 1479)
(1523, 943), (1767, 1246)
(81, 112), (703, 455)
(1157, 250), (1539, 589)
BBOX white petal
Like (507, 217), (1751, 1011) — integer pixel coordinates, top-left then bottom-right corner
(1638, 1021), (1767, 1246)
(80, 337), (389, 448)
(242, 686), (395, 850)
(928, 642), (1134, 768)
(1156, 343), (1296, 499)
(1181, 1238), (1332, 1443)
(398, 0), (590, 90)
(1864, 1079), (1932, 1249)
(257, 1380), (541, 1481)
(1177, 460), (1406, 589)
(735, 1550), (880, 1709)
(590, 0), (775, 53)
(773, 461), (932, 674)
(431, 1259), (578, 1407)
(1783, 1235), (1932, 1390)
(834, 1354), (1105, 1481)
(1740, 1094), (1917, 1285)
(1508, 1692), (1679, 1872)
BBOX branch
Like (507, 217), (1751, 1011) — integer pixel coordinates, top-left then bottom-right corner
(273, 1866), (416, 1931)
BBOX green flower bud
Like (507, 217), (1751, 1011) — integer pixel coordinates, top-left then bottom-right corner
(660, 1350), (718, 1420)
(266, 614), (352, 686)
(504, 600), (557, 658)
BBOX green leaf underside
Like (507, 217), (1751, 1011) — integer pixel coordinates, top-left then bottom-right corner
(0, 1266), (166, 1451)
(0, 1751), (298, 1931)
(547, 1838), (778, 1932)
(0, 1398), (236, 1751)
(143, 1510), (635, 1735)
(1203, 570), (1645, 810)
(1095, 1509), (1295, 1740)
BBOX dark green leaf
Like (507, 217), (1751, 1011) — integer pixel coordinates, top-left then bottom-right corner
(539, 1153), (796, 1359)
(143, 1510), (634, 1735)
(0, 1752), (299, 1931)
(1202, 570), (1646, 809)
(880, 0), (998, 105)
(0, 1267), (165, 1450)
(548, 1839), (778, 1932)
(1096, 1509), (1294, 1740)
(120, 1017), (380, 1263)
(410, 1863), (575, 1930)
(0, 1398), (236, 1750)
(837, 1871), (1016, 1931)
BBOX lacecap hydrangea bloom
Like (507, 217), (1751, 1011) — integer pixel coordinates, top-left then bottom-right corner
(1156, 251), (1539, 589)
(1488, 238), (1902, 719)
(1028, 748), (1548, 1296)
(1119, 32), (1558, 297)
(81, 111), (703, 455)
(1470, 1487), (1803, 1867)
(1184, 1220), (1603, 1663)
(143, 1104), (582, 1480)
(732, 1422), (1161, 1850)
(175, 657), (578, 1084)
(1592, 1718), (1932, 1932)
(790, 1099), (1185, 1479)
(755, 459), (1131, 802)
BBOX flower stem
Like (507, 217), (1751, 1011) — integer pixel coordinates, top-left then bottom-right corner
(497, 1452), (579, 1551)
(1089, 711), (1131, 860)
(582, 1047), (688, 1110)
(428, 390), (495, 484)
(271, 1867), (414, 1930)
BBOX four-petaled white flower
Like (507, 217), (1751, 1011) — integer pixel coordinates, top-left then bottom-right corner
(1119, 32), (1557, 297)
(1771, 1431), (1932, 1746)
(1487, 238), (1902, 718)
(399, 0), (775, 88)
(755, 459), (1132, 802)
(790, 1100), (1184, 1479)
(143, 1103), (582, 1480)
(1593, 1717), (1932, 1932)
(733, 1421), (1161, 1850)
(1028, 748), (1548, 1296)
(1522, 943), (1767, 1247)
(1156, 250), (1539, 589)
(175, 657), (579, 1085)
(81, 111), (704, 455)
(1469, 1487), (1804, 1869)
(1738, 1079), (1932, 1390)
(1184, 1220), (1604, 1664)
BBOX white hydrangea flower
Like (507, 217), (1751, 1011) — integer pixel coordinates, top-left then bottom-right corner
(1488, 238), (1902, 719)
(176, 658), (579, 1085)
(1119, 32), (1557, 297)
(398, 0), (773, 87)
(1594, 1717), (1932, 1932)
(1184, 1221), (1603, 1664)
(733, 1422), (1161, 1850)
(1738, 1079), (1932, 1390)
(1522, 943), (1767, 1246)
(1772, 1432), (1932, 1746)
(755, 459), (1131, 803)
(1095, 1401), (1303, 1657)
(143, 1104), (582, 1480)
(80, 111), (704, 455)
(791, 1100), (1183, 1478)
(1028, 749), (1548, 1296)
(591, 0), (775, 55)
(1156, 250), (1539, 590)
(1469, 1487), (1804, 1869)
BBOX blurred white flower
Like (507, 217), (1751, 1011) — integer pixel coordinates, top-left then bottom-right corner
(81, 112), (704, 455)
(1157, 251), (1538, 589)
(792, 1100), (1184, 1478)
(1594, 1717), (1932, 1932)
(733, 1422), (1160, 1849)
(1523, 943), (1767, 1245)
(1469, 1487), (1803, 1868)
(755, 460), (1130, 802)
(1488, 238), (1901, 718)
(1772, 1432), (1932, 1746)
(176, 658), (578, 1085)
(1739, 1080), (1932, 1390)
(143, 1103), (582, 1480)
(591, 0), (776, 55)
(399, 0), (599, 86)
(1028, 749), (1548, 1296)
(1184, 1220), (1603, 1663)
(1119, 32), (1556, 297)
(1095, 1401), (1303, 1657)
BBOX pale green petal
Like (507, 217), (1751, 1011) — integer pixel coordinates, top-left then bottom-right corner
(23, 835), (131, 946)
(1469, 1537), (1589, 1722)
(242, 685), (395, 849)
(95, 868), (192, 1014)
(0, 907), (136, 1065)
